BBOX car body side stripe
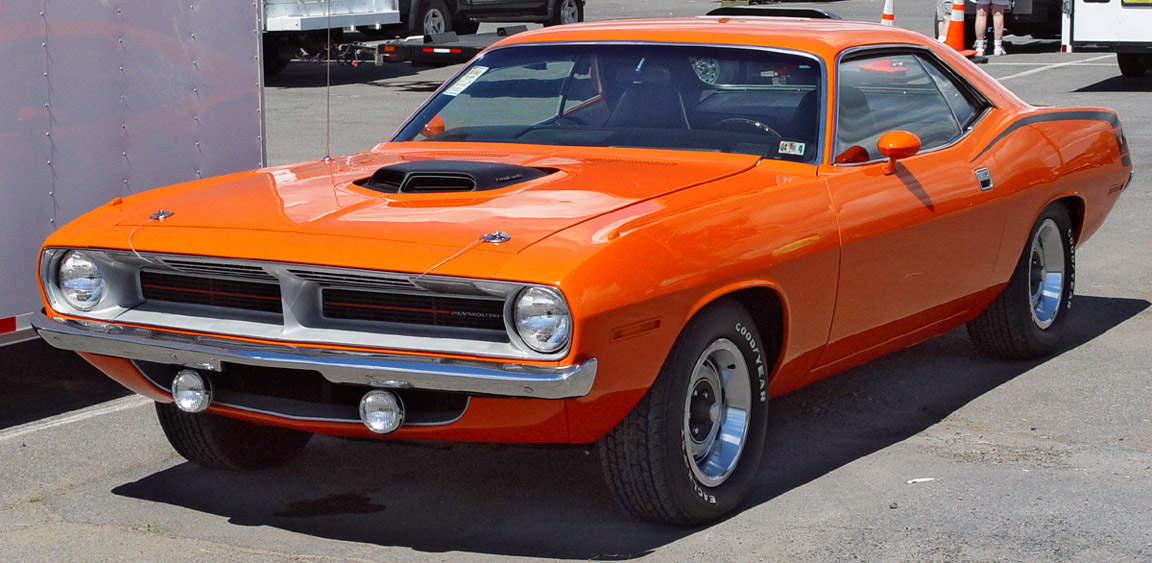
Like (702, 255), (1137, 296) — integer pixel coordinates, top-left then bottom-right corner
(972, 110), (1121, 162)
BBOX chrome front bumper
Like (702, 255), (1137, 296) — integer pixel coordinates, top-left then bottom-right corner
(32, 313), (596, 399)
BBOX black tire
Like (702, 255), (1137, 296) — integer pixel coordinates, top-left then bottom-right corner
(1118, 54), (1149, 78)
(156, 403), (312, 471)
(262, 36), (291, 77)
(453, 19), (480, 35)
(545, 0), (584, 26)
(967, 204), (1076, 359)
(414, 0), (453, 36)
(598, 299), (770, 525)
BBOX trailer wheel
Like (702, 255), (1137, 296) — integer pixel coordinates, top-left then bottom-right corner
(1118, 54), (1150, 77)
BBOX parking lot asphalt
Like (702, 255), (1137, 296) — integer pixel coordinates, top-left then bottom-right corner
(2, 0), (1150, 561)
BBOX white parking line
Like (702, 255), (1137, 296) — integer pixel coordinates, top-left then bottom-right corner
(998, 55), (1113, 81)
(984, 62), (1114, 66)
(0, 396), (151, 443)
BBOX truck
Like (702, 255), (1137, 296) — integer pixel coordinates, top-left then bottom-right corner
(0, 1), (265, 345)
(1062, 0), (1152, 76)
(263, 0), (585, 74)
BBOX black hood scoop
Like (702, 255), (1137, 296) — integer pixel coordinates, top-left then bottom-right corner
(355, 160), (554, 194)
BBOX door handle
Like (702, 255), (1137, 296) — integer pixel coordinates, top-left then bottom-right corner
(975, 168), (994, 191)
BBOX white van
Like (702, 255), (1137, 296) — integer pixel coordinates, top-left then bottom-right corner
(1062, 0), (1152, 76)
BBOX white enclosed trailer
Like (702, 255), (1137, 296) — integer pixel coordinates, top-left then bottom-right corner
(0, 1), (266, 345)
(264, 0), (400, 32)
(1062, 0), (1152, 76)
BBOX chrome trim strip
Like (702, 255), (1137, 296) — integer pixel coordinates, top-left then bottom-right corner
(33, 313), (596, 400)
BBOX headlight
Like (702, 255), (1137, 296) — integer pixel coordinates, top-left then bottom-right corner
(57, 251), (106, 311)
(513, 287), (572, 354)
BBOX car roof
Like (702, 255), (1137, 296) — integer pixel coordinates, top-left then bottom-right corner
(495, 17), (935, 60)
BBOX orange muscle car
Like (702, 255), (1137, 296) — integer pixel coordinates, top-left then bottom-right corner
(33, 17), (1131, 524)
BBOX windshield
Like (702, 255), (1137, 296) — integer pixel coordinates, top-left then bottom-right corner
(394, 44), (823, 163)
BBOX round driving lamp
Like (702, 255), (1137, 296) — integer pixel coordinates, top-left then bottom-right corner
(57, 250), (106, 311)
(172, 370), (212, 413)
(359, 390), (405, 434)
(513, 287), (572, 354)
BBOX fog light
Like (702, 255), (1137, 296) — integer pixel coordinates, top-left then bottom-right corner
(172, 369), (211, 413)
(359, 390), (404, 434)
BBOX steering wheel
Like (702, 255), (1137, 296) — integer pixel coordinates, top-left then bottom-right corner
(712, 118), (782, 137)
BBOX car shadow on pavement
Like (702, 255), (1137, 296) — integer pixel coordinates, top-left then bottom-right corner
(1075, 75), (1152, 93)
(0, 339), (130, 430)
(111, 295), (1148, 560)
(265, 60), (424, 88)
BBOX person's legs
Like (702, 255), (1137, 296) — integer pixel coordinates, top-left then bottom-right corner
(991, 3), (1006, 55)
(938, 0), (952, 40)
(974, 1), (990, 55)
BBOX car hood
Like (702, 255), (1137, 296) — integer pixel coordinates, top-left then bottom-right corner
(114, 143), (762, 257)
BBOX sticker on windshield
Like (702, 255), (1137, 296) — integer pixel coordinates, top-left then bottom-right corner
(444, 66), (488, 97)
(779, 141), (806, 156)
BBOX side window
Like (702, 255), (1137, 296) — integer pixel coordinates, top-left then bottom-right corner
(919, 58), (981, 131)
(835, 52), (975, 164)
(562, 57), (602, 114)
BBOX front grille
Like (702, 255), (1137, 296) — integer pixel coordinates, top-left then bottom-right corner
(160, 259), (276, 281)
(322, 288), (505, 330)
(288, 269), (417, 290)
(140, 271), (282, 314)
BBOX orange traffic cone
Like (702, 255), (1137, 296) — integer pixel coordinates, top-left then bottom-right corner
(880, 0), (895, 26)
(944, 0), (977, 57)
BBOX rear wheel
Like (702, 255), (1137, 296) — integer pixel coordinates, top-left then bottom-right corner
(156, 403), (312, 470)
(598, 299), (770, 525)
(967, 204), (1076, 359)
(546, 0), (583, 26)
(1118, 53), (1150, 77)
(415, 0), (452, 35)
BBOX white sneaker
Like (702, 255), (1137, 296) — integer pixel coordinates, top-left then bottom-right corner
(973, 42), (986, 56)
(992, 46), (1007, 56)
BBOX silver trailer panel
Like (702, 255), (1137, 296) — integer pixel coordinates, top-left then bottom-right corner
(0, 1), (266, 339)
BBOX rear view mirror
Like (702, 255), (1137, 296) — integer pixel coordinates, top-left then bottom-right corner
(877, 130), (920, 175)
(421, 114), (446, 138)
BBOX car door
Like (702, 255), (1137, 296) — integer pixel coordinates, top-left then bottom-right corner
(468, 0), (544, 17)
(815, 48), (1005, 369)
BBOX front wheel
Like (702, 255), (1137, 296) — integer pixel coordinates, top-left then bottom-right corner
(156, 403), (312, 470)
(598, 299), (770, 525)
(967, 204), (1076, 359)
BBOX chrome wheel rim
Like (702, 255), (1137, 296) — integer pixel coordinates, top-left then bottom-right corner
(1029, 218), (1065, 329)
(683, 339), (751, 487)
(559, 0), (580, 24)
(423, 9), (446, 35)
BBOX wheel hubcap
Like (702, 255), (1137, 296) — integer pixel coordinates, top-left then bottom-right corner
(683, 339), (751, 487)
(1029, 218), (1065, 329)
(424, 9), (446, 35)
(560, 0), (579, 24)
